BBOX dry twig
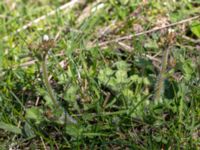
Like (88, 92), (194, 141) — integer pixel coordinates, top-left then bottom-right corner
(98, 15), (200, 47)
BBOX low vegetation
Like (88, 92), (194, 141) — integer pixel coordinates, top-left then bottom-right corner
(0, 0), (200, 149)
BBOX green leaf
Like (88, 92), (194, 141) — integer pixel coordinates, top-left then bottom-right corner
(144, 40), (159, 50)
(122, 89), (134, 101)
(23, 122), (35, 138)
(58, 73), (67, 84)
(115, 70), (128, 83)
(65, 124), (82, 137)
(64, 86), (78, 102)
(98, 67), (114, 84)
(190, 21), (200, 38)
(114, 61), (130, 71)
(25, 107), (44, 124)
(182, 61), (194, 81)
(130, 75), (142, 83)
(0, 122), (22, 134)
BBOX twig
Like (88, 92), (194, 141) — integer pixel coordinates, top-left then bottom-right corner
(182, 35), (200, 44)
(117, 41), (133, 52)
(19, 60), (37, 68)
(35, 97), (40, 106)
(40, 136), (48, 150)
(98, 15), (200, 47)
(145, 54), (161, 63)
(3, 0), (82, 41)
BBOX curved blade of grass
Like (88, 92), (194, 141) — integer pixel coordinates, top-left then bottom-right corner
(0, 122), (22, 134)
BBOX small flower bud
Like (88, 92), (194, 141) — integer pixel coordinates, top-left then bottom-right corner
(43, 35), (49, 41)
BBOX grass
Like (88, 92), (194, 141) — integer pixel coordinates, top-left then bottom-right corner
(0, 0), (200, 149)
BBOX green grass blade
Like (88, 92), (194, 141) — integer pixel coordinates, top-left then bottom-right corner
(0, 122), (22, 134)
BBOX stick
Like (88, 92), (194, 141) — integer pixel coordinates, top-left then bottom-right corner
(98, 15), (200, 47)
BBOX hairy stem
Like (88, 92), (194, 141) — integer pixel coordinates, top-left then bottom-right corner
(41, 57), (59, 108)
(41, 56), (77, 124)
(154, 47), (170, 101)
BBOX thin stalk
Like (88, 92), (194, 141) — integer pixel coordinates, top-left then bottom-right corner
(41, 57), (59, 108)
(154, 47), (170, 101)
(41, 56), (77, 124)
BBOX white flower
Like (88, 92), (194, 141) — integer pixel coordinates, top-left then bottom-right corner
(43, 35), (49, 41)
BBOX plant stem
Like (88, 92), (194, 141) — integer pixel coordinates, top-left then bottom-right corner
(154, 47), (170, 101)
(41, 56), (77, 124)
(41, 57), (59, 108)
